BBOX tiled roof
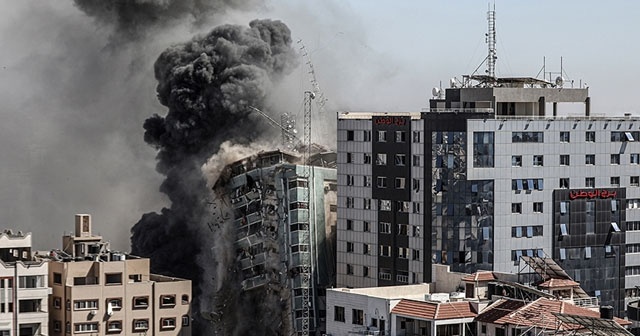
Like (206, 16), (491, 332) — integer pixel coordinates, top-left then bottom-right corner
(462, 271), (496, 282)
(537, 278), (579, 288)
(476, 298), (630, 330)
(391, 299), (476, 321)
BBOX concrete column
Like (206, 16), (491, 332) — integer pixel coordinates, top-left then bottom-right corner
(538, 96), (545, 116)
(585, 97), (591, 117)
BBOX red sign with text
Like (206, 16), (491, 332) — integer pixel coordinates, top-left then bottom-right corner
(569, 189), (617, 200)
(373, 116), (407, 126)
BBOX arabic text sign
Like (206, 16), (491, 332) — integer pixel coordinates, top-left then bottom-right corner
(569, 189), (617, 200)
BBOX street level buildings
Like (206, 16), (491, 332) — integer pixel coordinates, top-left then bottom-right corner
(337, 75), (640, 316)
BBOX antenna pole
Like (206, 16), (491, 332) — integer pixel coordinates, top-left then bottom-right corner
(486, 2), (497, 78)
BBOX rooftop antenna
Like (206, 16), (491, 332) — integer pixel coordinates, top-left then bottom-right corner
(486, 2), (497, 78)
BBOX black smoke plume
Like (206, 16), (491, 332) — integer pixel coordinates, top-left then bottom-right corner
(72, 0), (263, 39)
(131, 19), (298, 334)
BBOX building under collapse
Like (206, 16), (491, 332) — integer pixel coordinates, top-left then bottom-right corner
(210, 149), (337, 335)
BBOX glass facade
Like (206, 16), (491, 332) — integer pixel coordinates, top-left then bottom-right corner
(432, 130), (494, 273)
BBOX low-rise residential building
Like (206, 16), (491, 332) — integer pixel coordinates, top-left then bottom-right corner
(0, 230), (50, 336)
(47, 214), (192, 336)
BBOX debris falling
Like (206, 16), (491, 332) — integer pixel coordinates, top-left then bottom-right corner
(130, 19), (298, 334)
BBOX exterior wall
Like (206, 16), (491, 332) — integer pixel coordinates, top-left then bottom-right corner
(0, 261), (49, 336)
(337, 113), (425, 289)
(326, 289), (391, 336)
(48, 258), (191, 336)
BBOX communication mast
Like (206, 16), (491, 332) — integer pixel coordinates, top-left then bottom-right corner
(486, 3), (497, 78)
(297, 40), (328, 111)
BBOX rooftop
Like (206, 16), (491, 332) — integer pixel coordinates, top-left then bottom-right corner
(392, 299), (477, 321)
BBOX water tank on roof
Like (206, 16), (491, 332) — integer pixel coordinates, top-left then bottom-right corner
(600, 305), (614, 319)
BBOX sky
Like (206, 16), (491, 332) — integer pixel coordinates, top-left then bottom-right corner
(0, 0), (638, 250)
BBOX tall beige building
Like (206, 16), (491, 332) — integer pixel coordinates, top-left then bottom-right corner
(0, 230), (50, 336)
(48, 214), (191, 336)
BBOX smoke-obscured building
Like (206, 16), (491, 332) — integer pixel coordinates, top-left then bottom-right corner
(47, 214), (191, 336)
(209, 149), (337, 335)
(0, 230), (50, 336)
(337, 75), (640, 317)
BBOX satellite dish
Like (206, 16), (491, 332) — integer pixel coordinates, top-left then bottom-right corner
(432, 87), (440, 97)
(555, 76), (564, 87)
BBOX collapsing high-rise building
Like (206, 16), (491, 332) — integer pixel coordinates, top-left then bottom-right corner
(207, 148), (337, 335)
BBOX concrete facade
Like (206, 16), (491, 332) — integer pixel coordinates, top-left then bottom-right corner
(0, 230), (50, 336)
(47, 215), (191, 336)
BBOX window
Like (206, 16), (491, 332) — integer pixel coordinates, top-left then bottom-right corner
(395, 177), (405, 189)
(473, 132), (495, 167)
(54, 321), (61, 332)
(133, 319), (149, 331)
(130, 273), (143, 282)
(376, 176), (387, 188)
(346, 130), (354, 141)
(363, 221), (370, 232)
(363, 130), (371, 142)
(412, 225), (420, 237)
(512, 155), (522, 167)
(182, 295), (189, 305)
(377, 130), (386, 142)
(160, 295), (176, 307)
(560, 155), (570, 166)
(560, 178), (570, 189)
(605, 245), (615, 258)
(53, 273), (62, 285)
(560, 201), (569, 214)
(346, 242), (354, 253)
(363, 244), (370, 255)
(412, 250), (420, 260)
(107, 321), (122, 332)
(586, 131), (595, 142)
(363, 153), (371, 164)
(397, 201), (410, 213)
(346, 152), (352, 163)
(107, 298), (122, 310)
(346, 264), (354, 275)
(346, 219), (353, 230)
(133, 297), (149, 309)
(376, 153), (387, 165)
(363, 198), (371, 209)
(363, 176), (371, 187)
(74, 300), (98, 310)
(182, 315), (190, 326)
(105, 273), (122, 285)
(632, 153), (640, 164)
(413, 131), (420, 143)
(585, 177), (595, 188)
(363, 266), (369, 277)
(533, 202), (543, 213)
(75, 323), (98, 333)
(379, 222), (391, 234)
(632, 176), (640, 187)
(512, 131), (543, 143)
(413, 155), (420, 167)
(346, 197), (354, 208)
(611, 176), (620, 186)
(533, 155), (544, 166)
(379, 199), (391, 211)
(413, 202), (420, 214)
(559, 248), (566, 260)
(379, 245), (391, 257)
(398, 247), (409, 259)
(398, 224), (408, 236)
(334, 306), (345, 322)
(586, 200), (595, 233)
(19, 275), (43, 288)
(611, 154), (620, 165)
(560, 131), (570, 142)
(395, 154), (406, 166)
(395, 131), (406, 143)
(560, 224), (569, 236)
(413, 178), (420, 192)
(511, 203), (522, 214)
(585, 154), (595, 165)
(53, 297), (61, 309)
(352, 309), (364, 325)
